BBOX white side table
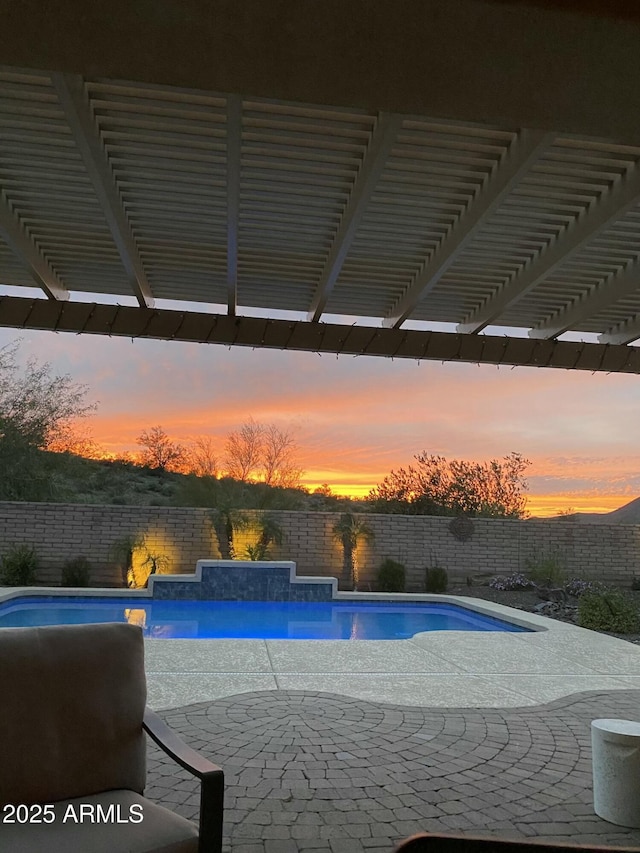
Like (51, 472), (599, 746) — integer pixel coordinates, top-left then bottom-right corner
(591, 718), (640, 828)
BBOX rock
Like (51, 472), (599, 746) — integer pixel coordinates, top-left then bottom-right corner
(533, 600), (577, 620)
(535, 585), (568, 604)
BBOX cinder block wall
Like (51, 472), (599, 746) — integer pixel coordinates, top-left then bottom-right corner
(0, 502), (638, 588)
(0, 503), (220, 586)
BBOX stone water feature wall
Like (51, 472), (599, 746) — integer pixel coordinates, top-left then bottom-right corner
(149, 561), (336, 601)
(0, 501), (638, 589)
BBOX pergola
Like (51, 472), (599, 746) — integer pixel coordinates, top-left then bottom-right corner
(2, 0), (640, 372)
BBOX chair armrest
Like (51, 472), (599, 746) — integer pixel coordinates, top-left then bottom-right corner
(143, 707), (224, 853)
(144, 708), (222, 778)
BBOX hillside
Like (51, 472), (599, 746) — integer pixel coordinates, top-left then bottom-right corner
(547, 496), (640, 525)
(4, 450), (359, 512)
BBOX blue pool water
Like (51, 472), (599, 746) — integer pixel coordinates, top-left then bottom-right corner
(0, 596), (530, 639)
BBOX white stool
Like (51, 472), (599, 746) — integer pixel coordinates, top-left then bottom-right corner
(591, 718), (640, 828)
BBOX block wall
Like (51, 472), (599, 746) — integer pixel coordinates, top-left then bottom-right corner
(0, 503), (221, 586)
(0, 502), (638, 588)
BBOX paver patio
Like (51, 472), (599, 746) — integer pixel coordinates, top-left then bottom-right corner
(146, 688), (640, 853)
(4, 588), (640, 849)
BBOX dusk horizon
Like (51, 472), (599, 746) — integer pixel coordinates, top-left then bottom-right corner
(2, 318), (638, 519)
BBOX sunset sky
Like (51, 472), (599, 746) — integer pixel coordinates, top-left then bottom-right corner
(1, 291), (639, 518)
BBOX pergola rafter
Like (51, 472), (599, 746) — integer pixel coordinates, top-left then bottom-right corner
(383, 129), (554, 329)
(226, 94), (241, 316)
(530, 260), (640, 340)
(457, 161), (640, 334)
(307, 112), (402, 322)
(51, 73), (155, 309)
(600, 314), (640, 346)
(0, 191), (69, 301)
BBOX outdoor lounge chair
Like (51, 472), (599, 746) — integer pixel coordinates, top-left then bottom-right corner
(0, 622), (224, 853)
(395, 833), (639, 853)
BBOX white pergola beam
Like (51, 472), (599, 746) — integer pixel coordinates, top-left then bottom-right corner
(51, 73), (154, 309)
(307, 113), (402, 322)
(0, 191), (69, 300)
(458, 161), (640, 334)
(383, 129), (554, 328)
(529, 260), (640, 340)
(226, 95), (241, 317)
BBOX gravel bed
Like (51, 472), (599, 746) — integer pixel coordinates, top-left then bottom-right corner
(449, 584), (640, 645)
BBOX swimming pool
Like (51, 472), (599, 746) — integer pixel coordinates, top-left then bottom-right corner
(0, 596), (531, 639)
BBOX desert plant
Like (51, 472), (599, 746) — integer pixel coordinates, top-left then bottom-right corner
(245, 543), (267, 561)
(208, 502), (252, 560)
(564, 577), (608, 598)
(141, 551), (170, 575)
(425, 565), (448, 593)
(332, 512), (374, 590)
(377, 558), (406, 592)
(244, 514), (285, 560)
(1, 544), (38, 586)
(60, 556), (92, 587)
(524, 548), (566, 587)
(489, 572), (534, 591)
(578, 590), (640, 633)
(133, 550), (171, 588)
(209, 507), (235, 560)
(109, 533), (145, 588)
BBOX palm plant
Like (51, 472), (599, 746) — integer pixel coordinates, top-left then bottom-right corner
(332, 512), (374, 590)
(234, 513), (284, 560)
(245, 514), (285, 560)
(205, 477), (254, 559)
(139, 550), (170, 587)
(109, 533), (145, 588)
(209, 507), (236, 560)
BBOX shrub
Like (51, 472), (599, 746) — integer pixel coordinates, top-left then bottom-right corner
(61, 556), (92, 587)
(489, 573), (534, 591)
(425, 565), (448, 593)
(632, 577), (640, 591)
(377, 558), (406, 592)
(524, 548), (566, 586)
(245, 543), (268, 561)
(1, 544), (38, 586)
(578, 590), (640, 634)
(564, 577), (607, 598)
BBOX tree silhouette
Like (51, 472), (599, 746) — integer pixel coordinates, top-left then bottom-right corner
(137, 425), (185, 471)
(368, 452), (530, 518)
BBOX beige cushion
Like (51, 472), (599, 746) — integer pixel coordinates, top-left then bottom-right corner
(0, 789), (198, 853)
(0, 622), (147, 804)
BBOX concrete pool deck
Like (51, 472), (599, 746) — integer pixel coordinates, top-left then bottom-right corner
(3, 588), (640, 708)
(142, 596), (640, 710)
